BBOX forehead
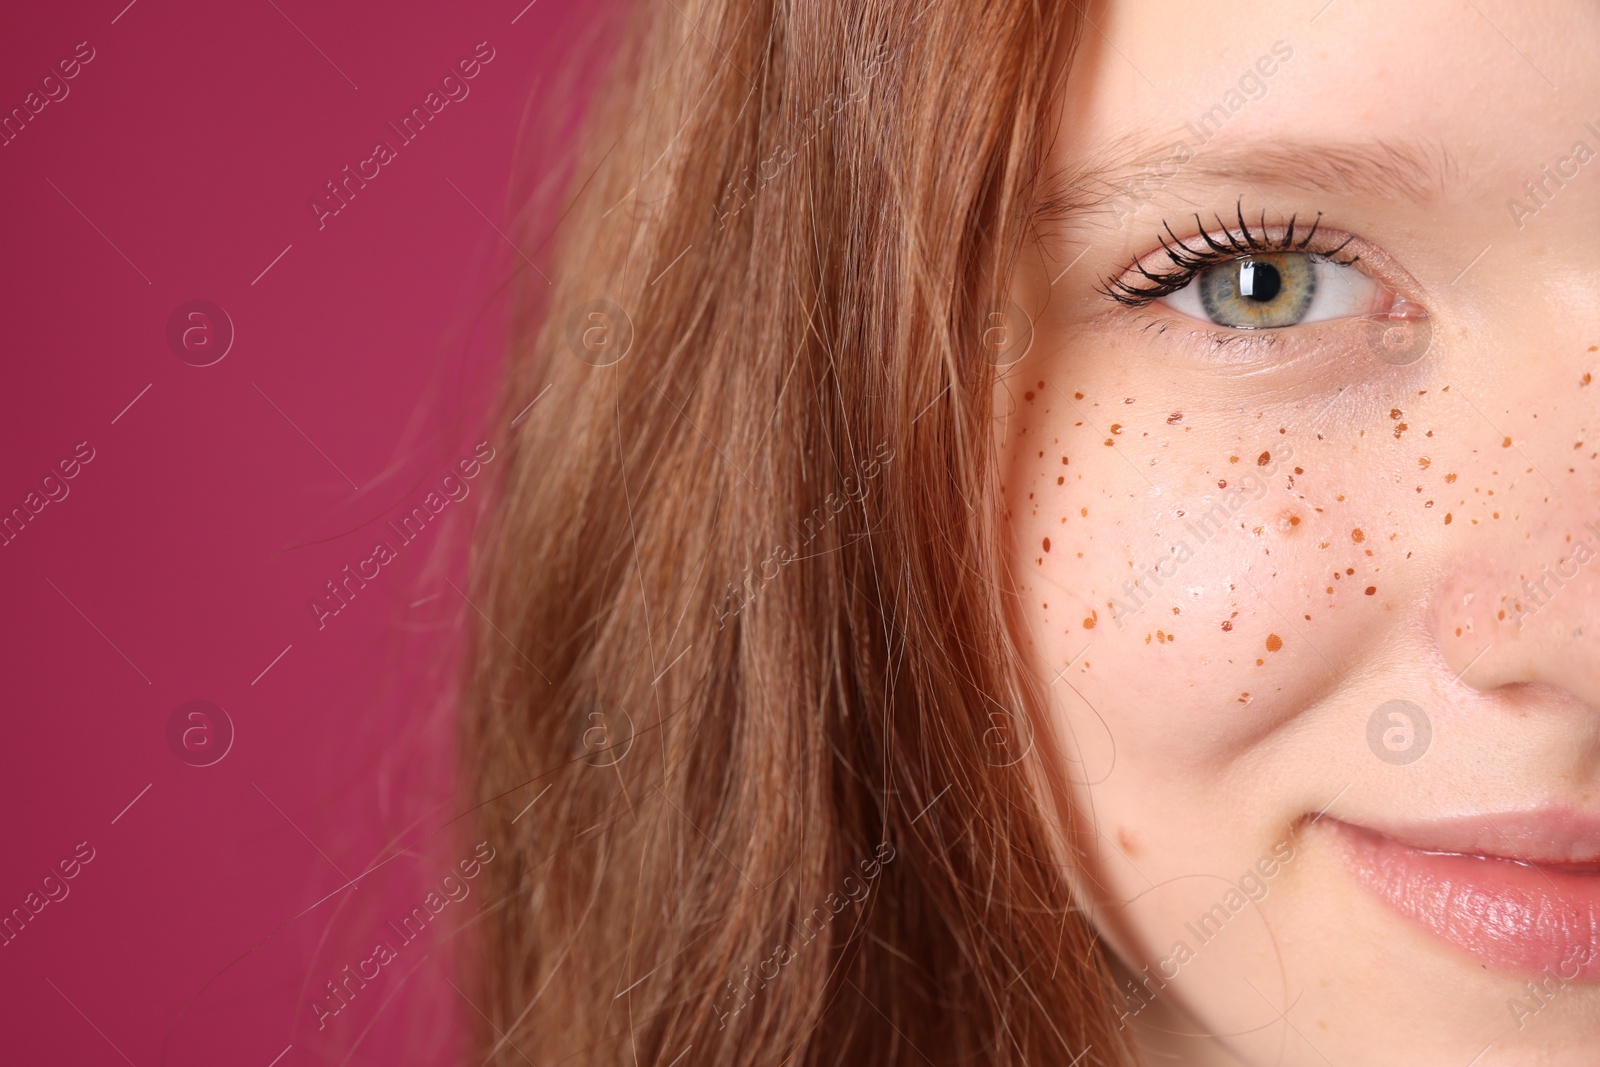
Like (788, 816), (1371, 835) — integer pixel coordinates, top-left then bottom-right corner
(1052, 0), (1598, 192)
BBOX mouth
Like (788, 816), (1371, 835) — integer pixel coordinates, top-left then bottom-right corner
(1322, 812), (1600, 980)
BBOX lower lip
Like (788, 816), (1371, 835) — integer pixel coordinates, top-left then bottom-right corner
(1327, 820), (1600, 979)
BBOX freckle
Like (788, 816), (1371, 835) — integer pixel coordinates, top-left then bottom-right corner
(1455, 627), (1462, 637)
(1083, 610), (1097, 629)
(1294, 467), (1304, 475)
(1057, 476), (1064, 485)
(1221, 620), (1233, 631)
(1345, 567), (1354, 575)
(1074, 391), (1084, 399)
(1081, 507), (1088, 517)
(1390, 408), (1402, 420)
(1325, 586), (1334, 593)
(1445, 513), (1453, 524)
(1238, 692), (1250, 704)
(1218, 479), (1227, 488)
(1038, 451), (1044, 458)
(1445, 473), (1457, 483)
(1104, 438), (1114, 446)
(1171, 606), (1181, 615)
(1025, 391), (1035, 401)
(1278, 427), (1286, 435)
(1168, 412), (1183, 424)
(1351, 528), (1365, 543)
(1393, 423), (1407, 438)
(1256, 658), (1265, 666)
(1042, 537), (1051, 553)
(1265, 633), (1283, 652)
(1365, 586), (1376, 595)
(1419, 457), (1430, 469)
(1584, 373), (1594, 386)
(1229, 455), (1240, 463)
(1498, 610), (1506, 620)
(1289, 515), (1301, 526)
(1502, 437), (1512, 448)
(1062, 455), (1069, 465)
(1257, 451), (1270, 466)
(1111, 424), (1125, 436)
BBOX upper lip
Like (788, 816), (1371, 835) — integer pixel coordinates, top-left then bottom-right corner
(1320, 808), (1600, 869)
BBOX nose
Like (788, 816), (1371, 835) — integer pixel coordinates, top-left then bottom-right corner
(1432, 519), (1600, 708)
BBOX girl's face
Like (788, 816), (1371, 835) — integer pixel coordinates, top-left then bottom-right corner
(1000, 1), (1600, 1062)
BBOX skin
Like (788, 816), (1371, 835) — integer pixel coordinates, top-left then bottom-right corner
(998, 1), (1600, 1062)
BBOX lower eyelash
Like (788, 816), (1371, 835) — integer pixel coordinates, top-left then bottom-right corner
(1100, 200), (1358, 308)
(1139, 316), (1286, 349)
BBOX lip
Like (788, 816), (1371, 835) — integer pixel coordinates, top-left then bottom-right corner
(1348, 809), (1600, 868)
(1323, 814), (1600, 979)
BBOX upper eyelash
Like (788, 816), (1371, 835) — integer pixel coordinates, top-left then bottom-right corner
(1099, 198), (1360, 307)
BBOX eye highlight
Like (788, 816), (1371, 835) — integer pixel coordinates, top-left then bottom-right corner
(1099, 203), (1410, 332)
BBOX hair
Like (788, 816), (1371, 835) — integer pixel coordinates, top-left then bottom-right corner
(459, 0), (1137, 1063)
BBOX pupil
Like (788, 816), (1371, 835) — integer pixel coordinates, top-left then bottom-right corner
(1239, 260), (1281, 303)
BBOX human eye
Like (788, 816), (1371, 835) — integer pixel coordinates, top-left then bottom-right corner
(1099, 202), (1422, 333)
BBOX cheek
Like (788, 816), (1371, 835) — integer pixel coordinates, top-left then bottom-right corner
(1002, 383), (1407, 769)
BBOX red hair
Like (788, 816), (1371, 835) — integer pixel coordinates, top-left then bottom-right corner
(460, 1), (1135, 1062)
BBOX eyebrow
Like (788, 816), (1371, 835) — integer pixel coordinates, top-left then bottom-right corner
(1038, 135), (1463, 221)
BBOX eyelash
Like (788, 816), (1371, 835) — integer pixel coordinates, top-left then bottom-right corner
(1099, 201), (1361, 308)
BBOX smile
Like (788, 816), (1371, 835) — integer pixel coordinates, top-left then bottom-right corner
(1324, 812), (1600, 979)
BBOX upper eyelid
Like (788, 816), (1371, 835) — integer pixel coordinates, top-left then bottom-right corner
(1100, 215), (1366, 307)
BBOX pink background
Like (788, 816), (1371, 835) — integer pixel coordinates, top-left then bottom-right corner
(0, 1), (585, 1062)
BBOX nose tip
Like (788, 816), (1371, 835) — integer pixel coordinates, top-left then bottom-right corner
(1432, 537), (1600, 706)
